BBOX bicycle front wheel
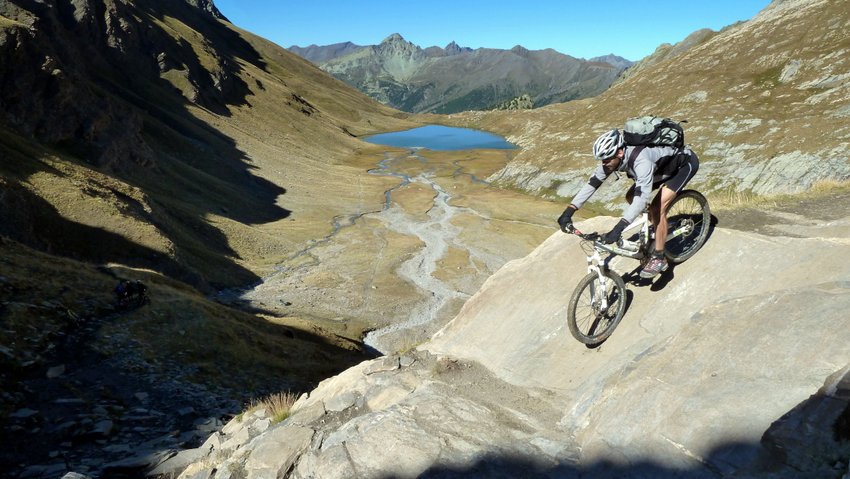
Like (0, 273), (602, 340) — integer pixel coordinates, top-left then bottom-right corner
(664, 190), (711, 264)
(567, 271), (627, 345)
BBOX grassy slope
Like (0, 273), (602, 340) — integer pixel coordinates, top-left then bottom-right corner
(0, 237), (369, 406)
(0, 4), (421, 409)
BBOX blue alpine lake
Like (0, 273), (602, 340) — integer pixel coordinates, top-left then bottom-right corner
(363, 125), (516, 151)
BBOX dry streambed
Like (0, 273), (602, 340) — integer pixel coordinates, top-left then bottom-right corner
(242, 149), (562, 353)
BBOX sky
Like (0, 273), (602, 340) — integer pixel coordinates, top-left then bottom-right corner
(213, 1), (773, 61)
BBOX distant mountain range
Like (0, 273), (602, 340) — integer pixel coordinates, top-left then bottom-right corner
(289, 34), (633, 114)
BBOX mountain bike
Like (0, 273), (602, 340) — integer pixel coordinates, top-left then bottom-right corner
(564, 190), (711, 345)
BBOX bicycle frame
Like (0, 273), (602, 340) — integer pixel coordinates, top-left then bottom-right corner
(576, 207), (698, 264)
(571, 211), (657, 311)
(565, 189), (710, 344)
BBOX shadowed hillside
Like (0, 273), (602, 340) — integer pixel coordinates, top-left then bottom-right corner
(0, 1), (420, 475)
(0, 0), (417, 292)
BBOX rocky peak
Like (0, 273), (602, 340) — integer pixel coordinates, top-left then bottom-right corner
(589, 53), (634, 69)
(371, 32), (426, 81)
(376, 32), (422, 58)
(182, 0), (226, 20)
(444, 41), (471, 55)
(510, 44), (530, 56)
(381, 32), (407, 45)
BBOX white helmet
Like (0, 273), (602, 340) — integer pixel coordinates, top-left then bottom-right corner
(592, 129), (624, 160)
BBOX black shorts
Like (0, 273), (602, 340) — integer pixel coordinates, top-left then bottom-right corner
(627, 151), (699, 199)
(661, 151), (699, 193)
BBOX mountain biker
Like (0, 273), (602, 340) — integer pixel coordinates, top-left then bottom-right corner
(557, 129), (699, 279)
(114, 279), (148, 308)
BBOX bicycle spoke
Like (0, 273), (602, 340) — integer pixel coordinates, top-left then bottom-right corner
(572, 278), (623, 340)
(664, 191), (710, 263)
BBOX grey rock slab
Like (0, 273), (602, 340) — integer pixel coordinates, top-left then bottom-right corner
(364, 355), (399, 374)
(201, 431), (222, 452)
(250, 417), (271, 434)
(148, 447), (208, 477)
(220, 416), (244, 435)
(179, 469), (216, 479)
(243, 423), (314, 479)
(288, 400), (326, 426)
(291, 360), (373, 413)
(9, 408), (39, 419)
(364, 383), (414, 411)
(293, 446), (353, 479)
(220, 426), (251, 452)
(399, 355), (416, 367)
(178, 218), (850, 478)
(324, 410), (443, 478)
(324, 389), (359, 412)
(425, 222), (850, 471)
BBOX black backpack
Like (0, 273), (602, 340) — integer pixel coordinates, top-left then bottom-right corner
(623, 116), (685, 149)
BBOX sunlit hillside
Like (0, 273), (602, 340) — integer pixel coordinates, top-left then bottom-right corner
(440, 0), (850, 212)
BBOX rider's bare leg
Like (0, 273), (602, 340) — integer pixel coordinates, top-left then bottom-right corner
(653, 185), (678, 252)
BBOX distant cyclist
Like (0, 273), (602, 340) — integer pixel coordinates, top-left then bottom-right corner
(114, 279), (148, 308)
(557, 129), (699, 279)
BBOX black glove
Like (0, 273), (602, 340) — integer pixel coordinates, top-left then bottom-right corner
(557, 206), (576, 232)
(602, 218), (630, 244)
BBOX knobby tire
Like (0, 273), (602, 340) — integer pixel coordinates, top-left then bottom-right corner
(663, 190), (711, 264)
(567, 270), (627, 345)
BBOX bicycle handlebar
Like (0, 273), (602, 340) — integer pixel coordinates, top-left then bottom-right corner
(564, 224), (600, 242)
(567, 225), (643, 260)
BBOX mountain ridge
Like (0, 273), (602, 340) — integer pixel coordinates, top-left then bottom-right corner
(290, 33), (633, 113)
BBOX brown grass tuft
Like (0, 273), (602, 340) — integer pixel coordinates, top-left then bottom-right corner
(247, 391), (299, 424)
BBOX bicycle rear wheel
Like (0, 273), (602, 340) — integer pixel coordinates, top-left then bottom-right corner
(664, 190), (711, 264)
(567, 271), (627, 345)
